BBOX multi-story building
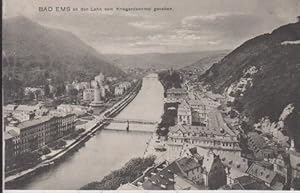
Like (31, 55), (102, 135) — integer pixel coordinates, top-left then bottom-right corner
(83, 88), (95, 101)
(124, 160), (201, 190)
(166, 88), (188, 103)
(247, 163), (285, 190)
(13, 114), (75, 155)
(247, 132), (276, 160)
(168, 110), (240, 161)
(177, 100), (192, 125)
(177, 100), (208, 126)
(4, 127), (21, 165)
(114, 86), (125, 96)
(56, 104), (88, 117)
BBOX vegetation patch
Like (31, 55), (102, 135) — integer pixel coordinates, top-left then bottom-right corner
(80, 156), (156, 190)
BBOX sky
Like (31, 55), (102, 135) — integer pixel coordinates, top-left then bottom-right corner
(3, 0), (300, 54)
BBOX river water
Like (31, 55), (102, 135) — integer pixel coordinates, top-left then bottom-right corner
(19, 73), (164, 190)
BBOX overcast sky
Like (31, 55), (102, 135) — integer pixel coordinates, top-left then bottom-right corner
(3, 0), (300, 54)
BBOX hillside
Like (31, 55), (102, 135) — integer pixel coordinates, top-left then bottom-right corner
(2, 16), (124, 101)
(182, 51), (228, 74)
(200, 21), (300, 149)
(104, 50), (228, 70)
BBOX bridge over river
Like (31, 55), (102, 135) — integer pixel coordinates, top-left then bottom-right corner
(104, 117), (159, 125)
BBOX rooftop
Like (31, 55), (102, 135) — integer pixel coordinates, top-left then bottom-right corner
(176, 157), (201, 173)
(17, 116), (53, 130)
(15, 104), (40, 112)
(170, 110), (236, 137)
(187, 99), (205, 107)
(247, 163), (277, 184)
(248, 132), (267, 148)
(166, 88), (187, 94)
(232, 175), (270, 190)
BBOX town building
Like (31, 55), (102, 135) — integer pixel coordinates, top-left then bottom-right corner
(177, 99), (208, 126)
(114, 86), (125, 96)
(83, 88), (95, 101)
(56, 104), (88, 117)
(90, 83), (104, 107)
(272, 153), (289, 183)
(168, 110), (240, 161)
(205, 91), (226, 104)
(72, 81), (90, 91)
(247, 132), (276, 160)
(177, 100), (192, 125)
(166, 88), (188, 103)
(221, 175), (270, 190)
(125, 160), (202, 190)
(8, 114), (76, 155)
(247, 163), (285, 190)
(4, 127), (21, 166)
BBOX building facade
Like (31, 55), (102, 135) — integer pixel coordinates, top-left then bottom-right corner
(9, 114), (76, 155)
(166, 88), (188, 103)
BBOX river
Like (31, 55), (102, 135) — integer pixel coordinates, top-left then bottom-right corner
(18, 73), (164, 190)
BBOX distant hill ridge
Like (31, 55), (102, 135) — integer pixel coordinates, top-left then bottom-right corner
(104, 50), (229, 70)
(2, 16), (124, 84)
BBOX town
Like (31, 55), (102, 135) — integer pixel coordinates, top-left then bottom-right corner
(3, 70), (145, 182)
(115, 69), (300, 190)
(4, 67), (300, 190)
(3, 2), (300, 191)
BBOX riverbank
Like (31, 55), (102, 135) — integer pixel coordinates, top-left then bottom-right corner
(80, 156), (156, 190)
(5, 80), (142, 187)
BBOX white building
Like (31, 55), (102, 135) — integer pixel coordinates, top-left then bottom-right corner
(168, 110), (240, 161)
(115, 86), (125, 96)
(83, 88), (95, 101)
(177, 100), (192, 125)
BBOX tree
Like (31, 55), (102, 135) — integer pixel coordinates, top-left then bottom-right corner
(69, 88), (78, 97)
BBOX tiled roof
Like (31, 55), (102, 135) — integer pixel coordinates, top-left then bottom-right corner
(17, 116), (53, 129)
(176, 157), (201, 173)
(178, 100), (190, 110)
(15, 105), (38, 112)
(187, 99), (205, 106)
(248, 132), (267, 148)
(142, 163), (175, 190)
(247, 163), (277, 184)
(170, 110), (236, 136)
(234, 175), (270, 190)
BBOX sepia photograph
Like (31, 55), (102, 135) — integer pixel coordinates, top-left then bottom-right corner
(2, 0), (300, 192)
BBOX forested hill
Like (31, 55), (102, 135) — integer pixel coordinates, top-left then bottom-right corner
(200, 20), (300, 149)
(2, 16), (124, 101)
